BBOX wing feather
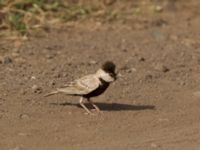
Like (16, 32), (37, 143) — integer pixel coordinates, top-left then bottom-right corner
(57, 75), (100, 95)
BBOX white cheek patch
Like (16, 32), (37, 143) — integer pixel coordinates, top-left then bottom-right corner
(102, 72), (114, 82)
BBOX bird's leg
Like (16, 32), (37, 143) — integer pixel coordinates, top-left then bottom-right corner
(87, 98), (101, 112)
(79, 97), (91, 114)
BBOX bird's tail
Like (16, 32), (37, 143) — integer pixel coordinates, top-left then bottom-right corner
(44, 90), (59, 97)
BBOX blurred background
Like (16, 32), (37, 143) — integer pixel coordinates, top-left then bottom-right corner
(0, 0), (193, 38)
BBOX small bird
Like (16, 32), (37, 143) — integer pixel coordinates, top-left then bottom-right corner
(45, 61), (117, 114)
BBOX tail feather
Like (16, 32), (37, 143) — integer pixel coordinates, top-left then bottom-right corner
(44, 90), (59, 97)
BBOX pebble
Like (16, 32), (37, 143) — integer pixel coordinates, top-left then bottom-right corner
(0, 56), (13, 64)
(150, 143), (159, 148)
(49, 81), (56, 86)
(13, 48), (20, 53)
(32, 85), (42, 94)
(126, 67), (137, 73)
(46, 54), (55, 59)
(88, 60), (97, 65)
(53, 72), (62, 78)
(62, 72), (68, 77)
(31, 76), (36, 80)
(20, 89), (26, 95)
(19, 113), (30, 119)
(0, 56), (3, 63)
(179, 81), (185, 86)
(154, 63), (169, 72)
(138, 57), (145, 62)
(154, 5), (163, 12)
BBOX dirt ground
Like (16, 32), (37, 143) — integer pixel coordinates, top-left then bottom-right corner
(1, 1), (200, 150)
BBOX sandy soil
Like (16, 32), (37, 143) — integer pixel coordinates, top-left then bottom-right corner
(1, 1), (200, 150)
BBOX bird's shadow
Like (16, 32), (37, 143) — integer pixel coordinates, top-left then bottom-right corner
(50, 101), (155, 111)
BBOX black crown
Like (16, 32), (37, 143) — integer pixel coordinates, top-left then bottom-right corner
(102, 61), (116, 74)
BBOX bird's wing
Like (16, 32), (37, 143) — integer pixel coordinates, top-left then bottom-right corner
(57, 75), (100, 95)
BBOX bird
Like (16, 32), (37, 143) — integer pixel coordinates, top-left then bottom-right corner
(44, 61), (117, 114)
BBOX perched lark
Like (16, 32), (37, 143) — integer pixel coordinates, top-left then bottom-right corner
(45, 61), (117, 114)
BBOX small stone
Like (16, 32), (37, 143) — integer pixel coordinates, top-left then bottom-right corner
(32, 85), (42, 94)
(20, 89), (26, 95)
(0, 56), (3, 63)
(13, 48), (20, 53)
(49, 81), (56, 86)
(138, 57), (145, 62)
(126, 68), (137, 73)
(154, 63), (169, 72)
(53, 73), (62, 78)
(63, 72), (68, 77)
(154, 5), (163, 12)
(179, 81), (185, 86)
(3, 56), (12, 64)
(31, 76), (36, 80)
(117, 73), (123, 78)
(46, 54), (55, 59)
(19, 114), (29, 119)
(150, 143), (158, 148)
(32, 85), (38, 90)
(88, 60), (97, 65)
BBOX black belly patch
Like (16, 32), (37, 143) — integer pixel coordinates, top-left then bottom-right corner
(84, 79), (110, 98)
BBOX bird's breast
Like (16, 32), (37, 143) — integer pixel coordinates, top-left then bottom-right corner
(84, 80), (110, 98)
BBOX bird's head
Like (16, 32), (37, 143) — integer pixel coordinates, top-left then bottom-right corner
(96, 61), (117, 82)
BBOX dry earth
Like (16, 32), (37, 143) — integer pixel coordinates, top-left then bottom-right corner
(1, 1), (200, 150)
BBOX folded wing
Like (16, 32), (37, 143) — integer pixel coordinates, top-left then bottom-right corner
(57, 75), (100, 95)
